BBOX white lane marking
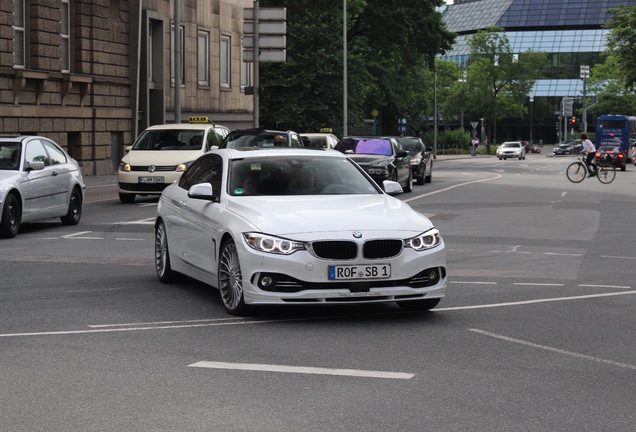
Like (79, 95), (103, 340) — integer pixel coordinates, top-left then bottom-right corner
(545, 252), (582, 257)
(513, 283), (564, 287)
(436, 290), (636, 311)
(468, 329), (636, 371)
(3, 291), (636, 339)
(449, 281), (497, 285)
(60, 231), (104, 240)
(140, 203), (157, 208)
(561, 191), (567, 197)
(188, 361), (415, 380)
(403, 173), (502, 203)
(601, 255), (636, 260)
(115, 238), (145, 241)
(114, 217), (155, 225)
(579, 284), (631, 290)
(89, 317), (243, 328)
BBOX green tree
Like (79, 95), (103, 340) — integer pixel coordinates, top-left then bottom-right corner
(258, 0), (455, 136)
(587, 54), (636, 117)
(605, 5), (636, 91)
(464, 27), (546, 151)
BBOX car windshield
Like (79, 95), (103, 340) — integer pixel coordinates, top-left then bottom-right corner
(132, 129), (205, 151)
(0, 143), (21, 171)
(335, 138), (393, 156)
(229, 155), (381, 196)
(502, 142), (520, 148)
(222, 132), (288, 148)
(397, 138), (423, 153)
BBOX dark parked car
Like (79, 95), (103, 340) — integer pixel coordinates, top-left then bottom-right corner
(335, 136), (412, 193)
(395, 136), (433, 185)
(219, 128), (304, 149)
(553, 140), (581, 155)
(596, 142), (627, 171)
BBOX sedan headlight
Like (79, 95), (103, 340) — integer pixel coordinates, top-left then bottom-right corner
(368, 168), (389, 176)
(119, 162), (131, 172)
(404, 228), (441, 251)
(177, 161), (193, 172)
(243, 233), (306, 255)
(410, 156), (422, 165)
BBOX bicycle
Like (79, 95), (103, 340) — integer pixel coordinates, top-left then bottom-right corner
(566, 155), (616, 184)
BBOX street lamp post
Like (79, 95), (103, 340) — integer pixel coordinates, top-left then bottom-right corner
(459, 70), (466, 130)
(343, 0), (347, 136)
(529, 92), (534, 144)
(580, 65), (589, 133)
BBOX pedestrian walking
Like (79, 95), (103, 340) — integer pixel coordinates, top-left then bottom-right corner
(471, 137), (479, 156)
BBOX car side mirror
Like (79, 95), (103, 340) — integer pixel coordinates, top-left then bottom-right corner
(124, 145), (132, 155)
(188, 182), (217, 201)
(25, 161), (45, 171)
(382, 180), (403, 195)
(397, 151), (408, 158)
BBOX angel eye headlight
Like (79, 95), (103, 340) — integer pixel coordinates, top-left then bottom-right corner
(243, 233), (306, 255)
(405, 228), (441, 251)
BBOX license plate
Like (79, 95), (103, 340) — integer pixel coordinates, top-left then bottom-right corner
(328, 264), (391, 280)
(139, 176), (165, 183)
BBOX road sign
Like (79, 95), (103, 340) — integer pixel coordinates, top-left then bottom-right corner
(243, 50), (286, 63)
(244, 7), (286, 21)
(243, 22), (286, 35)
(243, 35), (286, 49)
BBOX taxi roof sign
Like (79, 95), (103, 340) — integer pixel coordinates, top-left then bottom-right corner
(320, 127), (332, 133)
(189, 116), (211, 123)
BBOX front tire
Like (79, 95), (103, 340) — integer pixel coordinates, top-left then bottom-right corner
(61, 187), (82, 225)
(155, 220), (176, 282)
(403, 170), (413, 193)
(566, 162), (586, 183)
(397, 298), (440, 311)
(0, 193), (20, 238)
(218, 239), (249, 316)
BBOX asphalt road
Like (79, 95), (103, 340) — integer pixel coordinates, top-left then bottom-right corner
(1, 152), (635, 432)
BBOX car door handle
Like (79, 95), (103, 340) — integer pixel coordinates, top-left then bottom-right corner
(51, 171), (58, 176)
(179, 200), (187, 208)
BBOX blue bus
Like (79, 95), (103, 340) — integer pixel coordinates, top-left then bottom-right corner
(595, 114), (636, 171)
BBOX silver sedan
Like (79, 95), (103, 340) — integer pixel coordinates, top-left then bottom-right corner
(0, 136), (85, 238)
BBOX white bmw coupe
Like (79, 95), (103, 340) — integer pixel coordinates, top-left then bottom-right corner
(155, 147), (447, 315)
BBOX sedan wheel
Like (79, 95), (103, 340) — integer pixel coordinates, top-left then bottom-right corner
(155, 220), (176, 282)
(0, 193), (20, 238)
(218, 239), (249, 316)
(403, 170), (413, 193)
(61, 187), (82, 225)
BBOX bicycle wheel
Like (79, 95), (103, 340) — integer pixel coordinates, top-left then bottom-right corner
(566, 161), (586, 183)
(596, 162), (616, 184)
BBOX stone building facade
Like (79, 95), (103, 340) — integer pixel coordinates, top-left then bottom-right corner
(1, 0), (253, 175)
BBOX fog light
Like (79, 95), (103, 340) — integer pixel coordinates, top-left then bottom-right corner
(428, 269), (438, 282)
(261, 276), (273, 287)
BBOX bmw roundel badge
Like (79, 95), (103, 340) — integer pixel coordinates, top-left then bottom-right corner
(352, 232), (362, 238)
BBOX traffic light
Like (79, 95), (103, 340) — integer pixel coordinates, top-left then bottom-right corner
(571, 117), (576, 125)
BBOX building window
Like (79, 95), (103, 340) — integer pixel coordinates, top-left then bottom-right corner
(13, 0), (25, 67)
(171, 23), (185, 85)
(198, 30), (210, 86)
(220, 35), (230, 88)
(61, 0), (71, 72)
(241, 36), (251, 88)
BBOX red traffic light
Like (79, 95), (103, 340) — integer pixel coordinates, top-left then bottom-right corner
(571, 117), (576, 124)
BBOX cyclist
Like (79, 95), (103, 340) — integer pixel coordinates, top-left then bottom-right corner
(580, 132), (597, 177)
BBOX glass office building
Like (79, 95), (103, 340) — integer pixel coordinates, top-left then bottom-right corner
(440, 0), (636, 141)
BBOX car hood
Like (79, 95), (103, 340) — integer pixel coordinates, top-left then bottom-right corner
(225, 194), (432, 238)
(123, 149), (203, 165)
(347, 155), (393, 167)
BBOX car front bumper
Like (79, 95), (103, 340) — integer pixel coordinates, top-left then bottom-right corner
(235, 237), (447, 306)
(117, 170), (183, 195)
